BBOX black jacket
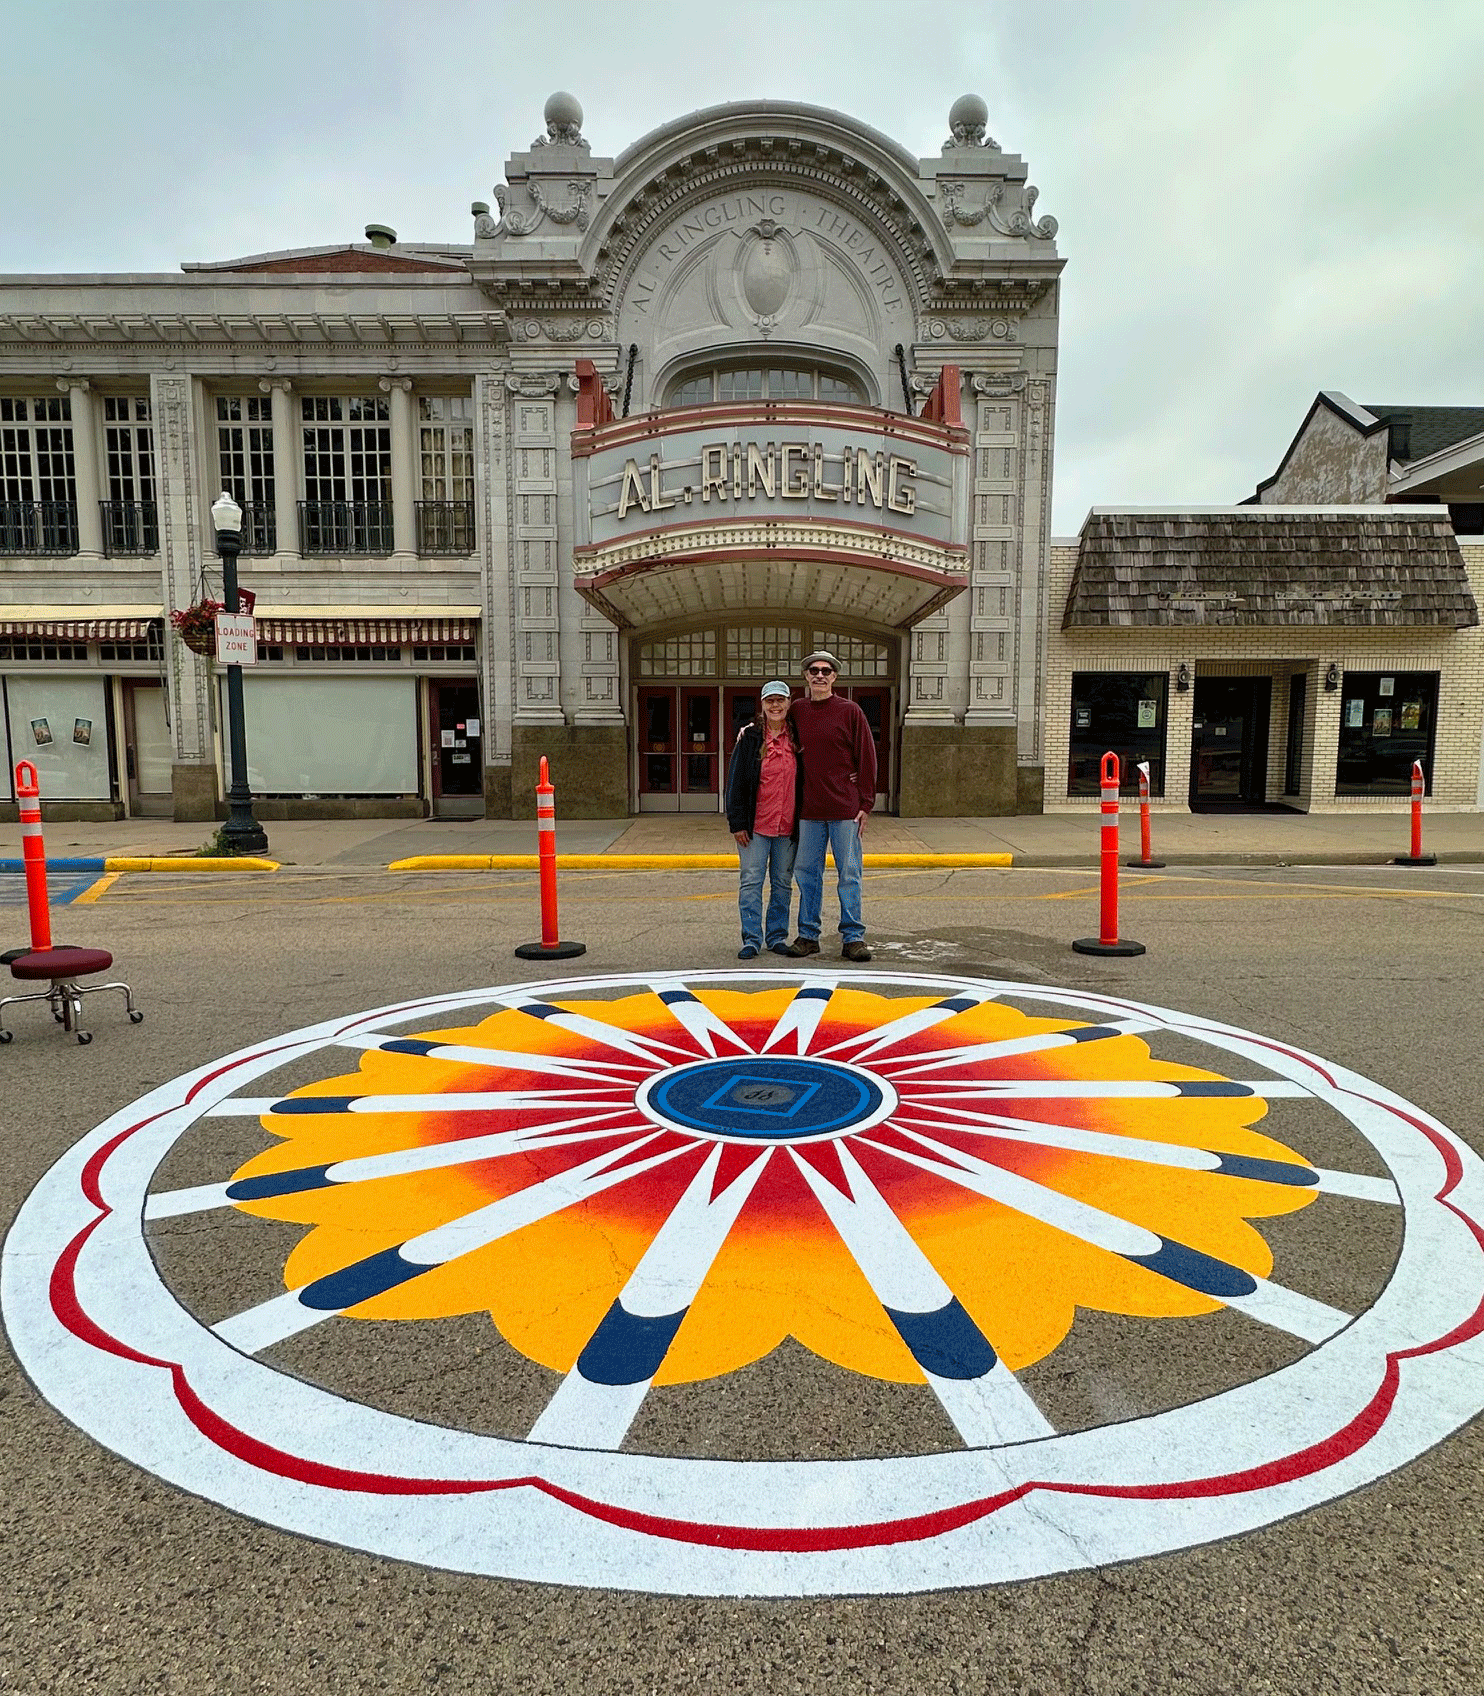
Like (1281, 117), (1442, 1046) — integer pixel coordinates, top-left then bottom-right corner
(725, 720), (804, 839)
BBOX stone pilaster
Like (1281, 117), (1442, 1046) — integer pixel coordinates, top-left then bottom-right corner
(381, 375), (416, 560)
(57, 379), (103, 558)
(508, 373), (565, 727)
(149, 371), (217, 820)
(260, 378), (297, 557)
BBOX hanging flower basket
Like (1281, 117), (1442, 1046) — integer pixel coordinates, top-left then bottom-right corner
(170, 600), (224, 657)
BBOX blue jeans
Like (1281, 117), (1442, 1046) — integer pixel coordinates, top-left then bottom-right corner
(794, 817), (865, 944)
(737, 832), (797, 949)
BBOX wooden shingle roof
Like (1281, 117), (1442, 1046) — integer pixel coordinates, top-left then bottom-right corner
(1063, 510), (1479, 630)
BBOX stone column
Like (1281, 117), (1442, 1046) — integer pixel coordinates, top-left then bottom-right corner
(381, 375), (416, 559)
(260, 378), (297, 557)
(150, 371), (218, 822)
(473, 371), (513, 815)
(58, 378), (103, 558)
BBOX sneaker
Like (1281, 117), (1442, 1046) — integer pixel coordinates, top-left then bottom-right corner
(841, 940), (873, 962)
(737, 944), (760, 960)
(769, 942), (793, 956)
(786, 937), (821, 957)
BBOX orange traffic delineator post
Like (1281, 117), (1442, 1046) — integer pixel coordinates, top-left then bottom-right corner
(1393, 759), (1437, 867)
(15, 761), (53, 951)
(1073, 751), (1146, 957)
(1124, 759), (1165, 869)
(514, 757), (587, 961)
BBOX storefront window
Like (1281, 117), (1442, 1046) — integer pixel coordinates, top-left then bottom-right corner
(1069, 672), (1169, 797)
(1335, 671), (1438, 795)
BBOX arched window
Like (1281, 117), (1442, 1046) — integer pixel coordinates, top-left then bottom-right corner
(666, 363), (866, 408)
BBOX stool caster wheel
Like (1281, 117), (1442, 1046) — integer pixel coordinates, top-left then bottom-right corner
(76, 1031), (92, 1045)
(129, 1010), (144, 1024)
(0, 1030), (11, 1044)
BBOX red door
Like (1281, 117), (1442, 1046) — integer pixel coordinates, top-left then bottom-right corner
(679, 687), (718, 809)
(637, 686), (677, 806)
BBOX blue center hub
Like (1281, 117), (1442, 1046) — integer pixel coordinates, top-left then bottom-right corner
(640, 1056), (891, 1142)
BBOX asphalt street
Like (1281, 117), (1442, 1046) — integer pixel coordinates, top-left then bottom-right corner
(1, 862), (1481, 1695)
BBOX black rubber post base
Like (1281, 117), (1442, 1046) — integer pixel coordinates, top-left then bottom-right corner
(514, 940), (587, 960)
(1072, 937), (1147, 956)
(1124, 858), (1166, 869)
(1392, 855), (1438, 867)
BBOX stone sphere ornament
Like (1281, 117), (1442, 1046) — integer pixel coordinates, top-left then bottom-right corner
(947, 94), (994, 149)
(541, 91), (585, 145)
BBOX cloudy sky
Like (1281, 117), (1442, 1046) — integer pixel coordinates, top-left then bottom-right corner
(4, 0), (1480, 531)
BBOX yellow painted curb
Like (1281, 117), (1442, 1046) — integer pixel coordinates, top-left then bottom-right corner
(105, 856), (280, 872)
(389, 851), (1014, 872)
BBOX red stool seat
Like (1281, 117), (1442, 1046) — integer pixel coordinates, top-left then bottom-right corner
(9, 946), (114, 981)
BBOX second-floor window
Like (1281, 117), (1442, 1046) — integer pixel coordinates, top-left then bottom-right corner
(1, 396), (75, 504)
(103, 397), (155, 504)
(418, 396), (473, 503)
(0, 396), (77, 554)
(101, 396), (157, 555)
(667, 365), (866, 408)
(301, 396), (391, 503)
(217, 396), (276, 552)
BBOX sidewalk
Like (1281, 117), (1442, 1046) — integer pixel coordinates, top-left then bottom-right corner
(2, 806), (1479, 869)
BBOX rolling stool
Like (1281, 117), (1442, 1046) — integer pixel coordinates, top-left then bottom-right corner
(0, 945), (143, 1045)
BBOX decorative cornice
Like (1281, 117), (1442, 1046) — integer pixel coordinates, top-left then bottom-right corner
(0, 311), (508, 348)
(504, 372), (563, 396)
(573, 517), (968, 580)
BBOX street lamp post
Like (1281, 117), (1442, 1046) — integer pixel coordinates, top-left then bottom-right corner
(210, 490), (269, 855)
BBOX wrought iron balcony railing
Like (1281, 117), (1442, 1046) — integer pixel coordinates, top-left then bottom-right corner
(297, 499), (394, 556)
(415, 500), (475, 557)
(0, 499), (79, 556)
(236, 502), (277, 555)
(101, 500), (159, 556)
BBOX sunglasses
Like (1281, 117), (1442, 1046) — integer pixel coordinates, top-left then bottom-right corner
(805, 665), (835, 676)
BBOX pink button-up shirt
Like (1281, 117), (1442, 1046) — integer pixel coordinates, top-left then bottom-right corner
(752, 728), (797, 837)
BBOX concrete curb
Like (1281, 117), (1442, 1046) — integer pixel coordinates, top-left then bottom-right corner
(103, 856), (279, 872)
(0, 857), (107, 873)
(388, 852), (1016, 872)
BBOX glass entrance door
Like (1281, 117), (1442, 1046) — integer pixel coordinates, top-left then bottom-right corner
(429, 679), (483, 816)
(1191, 677), (1271, 807)
(679, 687), (718, 811)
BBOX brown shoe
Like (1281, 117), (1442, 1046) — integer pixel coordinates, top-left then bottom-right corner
(841, 940), (873, 962)
(786, 937), (821, 957)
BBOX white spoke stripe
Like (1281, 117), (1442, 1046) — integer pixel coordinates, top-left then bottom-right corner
(865, 1129), (1353, 1343)
(815, 991), (999, 1062)
(534, 1005), (697, 1063)
(212, 1289), (328, 1354)
(887, 1079), (1309, 1100)
(147, 1110), (643, 1218)
(526, 1145), (772, 1451)
(334, 1033), (650, 1081)
(790, 1144), (1055, 1447)
(892, 1104), (1398, 1204)
(1312, 1168), (1401, 1204)
(760, 984), (837, 1054)
(654, 989), (754, 1057)
(209, 1135), (697, 1356)
(873, 1019), (1162, 1077)
(402, 1138), (690, 1265)
(208, 1089), (634, 1117)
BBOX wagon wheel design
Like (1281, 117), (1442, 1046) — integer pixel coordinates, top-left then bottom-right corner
(7, 971), (1484, 1596)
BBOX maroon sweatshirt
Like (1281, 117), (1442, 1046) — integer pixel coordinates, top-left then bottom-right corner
(790, 692), (877, 820)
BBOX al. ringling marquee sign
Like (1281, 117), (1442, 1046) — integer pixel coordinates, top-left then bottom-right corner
(572, 407), (970, 574)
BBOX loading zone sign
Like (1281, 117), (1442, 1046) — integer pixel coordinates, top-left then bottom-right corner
(214, 611), (257, 665)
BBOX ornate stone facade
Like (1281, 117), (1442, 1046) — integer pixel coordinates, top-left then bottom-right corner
(0, 94), (1061, 820)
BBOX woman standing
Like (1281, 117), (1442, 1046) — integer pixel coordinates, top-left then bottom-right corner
(725, 680), (804, 959)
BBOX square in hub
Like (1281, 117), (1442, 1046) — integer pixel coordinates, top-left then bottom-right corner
(703, 1075), (822, 1119)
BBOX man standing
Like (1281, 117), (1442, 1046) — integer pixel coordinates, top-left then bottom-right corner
(786, 650), (877, 961)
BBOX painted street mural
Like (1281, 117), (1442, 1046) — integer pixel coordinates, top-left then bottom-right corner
(5, 971), (1483, 1596)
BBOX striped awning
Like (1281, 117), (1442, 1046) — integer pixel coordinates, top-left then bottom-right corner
(256, 615), (478, 646)
(0, 615), (161, 640)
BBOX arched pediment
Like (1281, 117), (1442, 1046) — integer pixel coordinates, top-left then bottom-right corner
(584, 102), (955, 306)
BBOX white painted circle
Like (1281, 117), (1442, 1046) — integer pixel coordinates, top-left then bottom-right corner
(5, 971), (1483, 1597)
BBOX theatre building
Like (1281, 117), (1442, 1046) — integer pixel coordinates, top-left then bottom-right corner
(0, 93), (1062, 820)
